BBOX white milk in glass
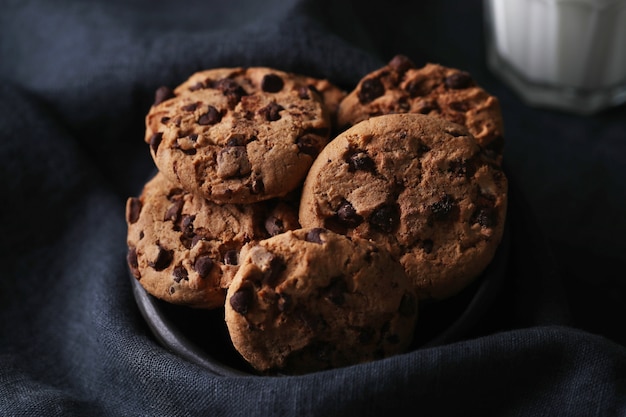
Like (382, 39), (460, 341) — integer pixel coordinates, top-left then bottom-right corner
(484, 0), (626, 113)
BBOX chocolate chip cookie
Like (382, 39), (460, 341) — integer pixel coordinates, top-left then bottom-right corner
(126, 172), (300, 309)
(175, 68), (346, 130)
(145, 67), (337, 204)
(337, 55), (505, 163)
(224, 228), (418, 374)
(299, 113), (508, 300)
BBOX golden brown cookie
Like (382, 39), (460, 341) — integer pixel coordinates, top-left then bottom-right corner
(299, 113), (508, 300)
(125, 172), (300, 309)
(224, 228), (418, 374)
(145, 67), (335, 204)
(337, 55), (505, 163)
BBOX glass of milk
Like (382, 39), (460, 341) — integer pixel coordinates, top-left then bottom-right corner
(484, 0), (626, 114)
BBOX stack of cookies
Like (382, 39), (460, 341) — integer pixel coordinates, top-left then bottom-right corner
(125, 55), (508, 374)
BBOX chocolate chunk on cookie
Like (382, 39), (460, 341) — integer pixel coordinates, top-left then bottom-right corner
(145, 67), (338, 204)
(224, 228), (417, 374)
(125, 172), (300, 308)
(337, 55), (505, 163)
(299, 113), (508, 300)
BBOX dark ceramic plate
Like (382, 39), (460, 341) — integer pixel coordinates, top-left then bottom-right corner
(131, 220), (510, 376)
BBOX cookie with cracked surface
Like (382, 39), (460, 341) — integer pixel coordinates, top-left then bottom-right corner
(145, 67), (335, 204)
(125, 172), (300, 309)
(337, 55), (505, 163)
(299, 113), (508, 300)
(224, 227), (418, 374)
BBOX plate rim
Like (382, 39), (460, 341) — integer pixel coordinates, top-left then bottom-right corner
(130, 218), (511, 375)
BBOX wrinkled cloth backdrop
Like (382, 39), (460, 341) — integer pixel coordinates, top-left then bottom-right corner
(1, 0), (625, 415)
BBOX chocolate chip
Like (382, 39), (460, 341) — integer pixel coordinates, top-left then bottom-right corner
(154, 86), (174, 106)
(399, 292), (417, 316)
(226, 134), (246, 147)
(388, 54), (415, 75)
(322, 278), (347, 306)
(357, 77), (385, 104)
(305, 228), (325, 244)
(259, 102), (284, 121)
(346, 150), (375, 173)
(369, 204), (400, 233)
(216, 146), (251, 179)
(127, 197), (142, 224)
(197, 105), (221, 125)
(149, 132), (163, 154)
(149, 245), (173, 271)
(448, 158), (477, 178)
(193, 255), (214, 278)
(172, 265), (188, 283)
(322, 219), (343, 235)
(265, 215), (284, 236)
(180, 214), (195, 238)
(190, 234), (204, 248)
(127, 247), (140, 278)
(160, 116), (170, 124)
(209, 78), (224, 89)
(263, 256), (286, 287)
(261, 73), (284, 93)
(167, 188), (185, 200)
(336, 199), (362, 227)
(296, 134), (323, 157)
(444, 72), (474, 89)
(405, 79), (429, 97)
(223, 250), (238, 265)
(182, 102), (198, 112)
(213, 78), (247, 106)
(189, 81), (205, 91)
(164, 198), (184, 223)
(180, 235), (195, 250)
(298, 86), (310, 100)
(430, 194), (457, 221)
(230, 285), (254, 315)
